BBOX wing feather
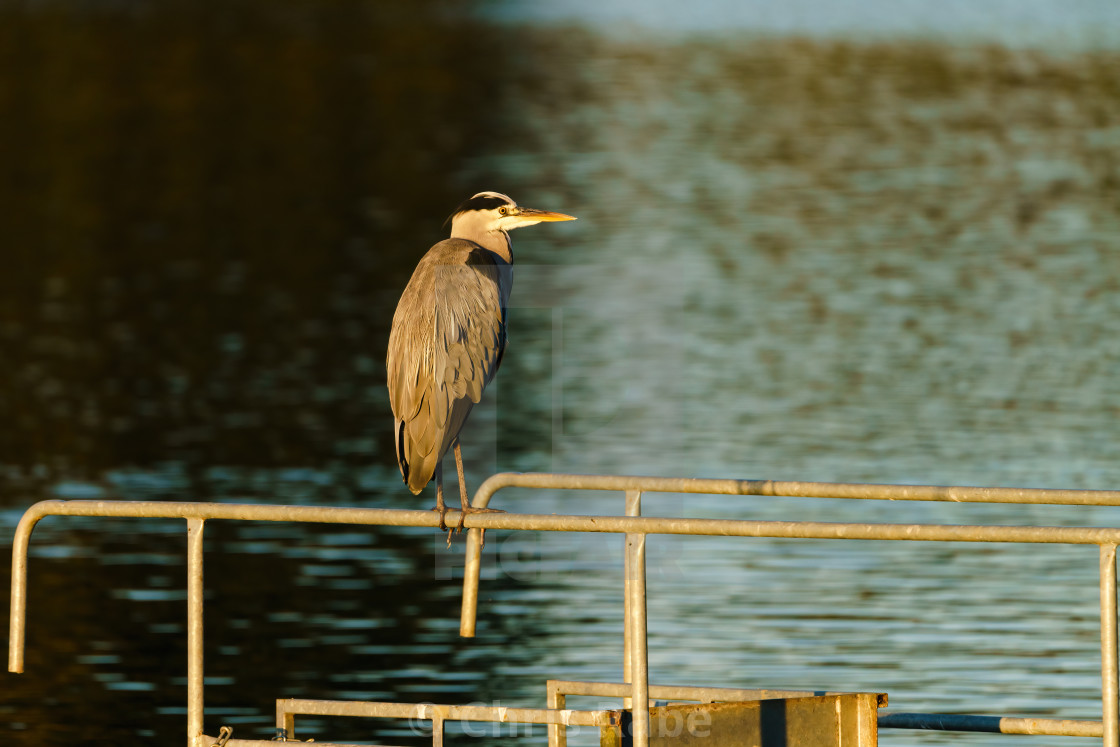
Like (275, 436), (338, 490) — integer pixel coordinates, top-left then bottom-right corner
(386, 239), (509, 494)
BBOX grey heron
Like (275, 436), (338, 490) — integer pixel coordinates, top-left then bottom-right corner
(386, 191), (576, 541)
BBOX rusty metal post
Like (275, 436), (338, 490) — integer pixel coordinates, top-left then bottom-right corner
(624, 490), (649, 747)
(187, 518), (205, 747)
(1102, 544), (1118, 747)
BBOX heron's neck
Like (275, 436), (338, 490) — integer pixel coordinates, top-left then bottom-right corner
(452, 227), (513, 264)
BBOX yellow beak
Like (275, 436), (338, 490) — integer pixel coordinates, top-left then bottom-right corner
(516, 207), (577, 222)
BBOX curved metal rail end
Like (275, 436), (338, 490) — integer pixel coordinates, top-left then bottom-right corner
(9, 500), (69, 673)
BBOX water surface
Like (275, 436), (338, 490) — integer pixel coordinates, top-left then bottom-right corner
(3, 2), (1120, 745)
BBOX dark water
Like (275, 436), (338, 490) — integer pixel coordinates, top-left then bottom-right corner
(3, 1), (1120, 745)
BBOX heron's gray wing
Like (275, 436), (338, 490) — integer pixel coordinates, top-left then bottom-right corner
(386, 240), (508, 494)
(387, 271), (438, 492)
(431, 247), (508, 458)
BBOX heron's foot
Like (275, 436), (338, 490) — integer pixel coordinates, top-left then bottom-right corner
(455, 506), (505, 548)
(431, 505), (449, 532)
(454, 506), (505, 533)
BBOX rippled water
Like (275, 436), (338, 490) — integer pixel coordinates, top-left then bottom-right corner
(3, 2), (1120, 745)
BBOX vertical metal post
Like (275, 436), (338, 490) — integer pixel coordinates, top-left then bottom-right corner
(276, 701), (296, 742)
(7, 512), (36, 674)
(460, 526), (482, 638)
(547, 683), (566, 747)
(624, 490), (649, 747)
(432, 713), (445, 747)
(1102, 544), (1119, 747)
(623, 496), (633, 696)
(623, 491), (639, 700)
(187, 518), (206, 747)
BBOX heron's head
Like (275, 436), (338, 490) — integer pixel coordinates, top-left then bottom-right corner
(447, 191), (576, 238)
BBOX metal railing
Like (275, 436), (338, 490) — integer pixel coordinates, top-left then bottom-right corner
(9, 472), (1120, 746)
(458, 474), (1120, 746)
(276, 696), (613, 746)
(543, 680), (887, 747)
(273, 682), (886, 745)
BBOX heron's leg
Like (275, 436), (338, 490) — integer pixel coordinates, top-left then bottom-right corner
(454, 440), (469, 532)
(452, 440), (503, 548)
(434, 460), (449, 533)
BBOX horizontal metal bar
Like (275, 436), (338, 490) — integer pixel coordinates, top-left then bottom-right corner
(13, 497), (1120, 676)
(879, 712), (1104, 737)
(548, 680), (887, 708)
(18, 499), (1120, 544)
(457, 513), (1120, 544)
(276, 699), (611, 727)
(14, 499), (1120, 673)
(11, 499), (445, 525)
(459, 473), (1120, 639)
(472, 472), (1120, 508)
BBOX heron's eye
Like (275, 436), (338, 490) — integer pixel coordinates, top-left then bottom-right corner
(498, 207), (508, 216)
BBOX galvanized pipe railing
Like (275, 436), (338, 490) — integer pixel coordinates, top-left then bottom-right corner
(458, 472), (1120, 747)
(10, 473), (1120, 746)
(1103, 544), (1119, 747)
(186, 518), (205, 743)
(877, 713), (1104, 737)
(545, 680), (889, 747)
(624, 490), (650, 747)
(471, 472), (1120, 507)
(7, 501), (448, 747)
(8, 500), (442, 676)
(276, 697), (612, 728)
(458, 472), (1120, 636)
